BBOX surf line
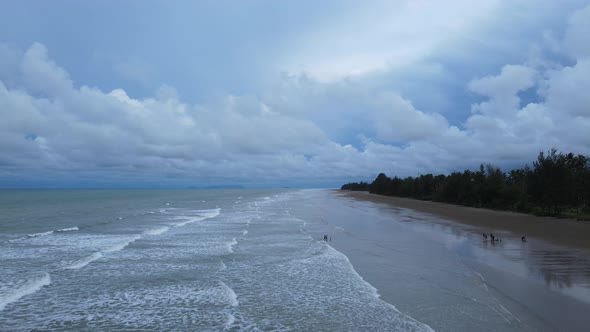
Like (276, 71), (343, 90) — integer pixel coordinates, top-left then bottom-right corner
(63, 235), (141, 270)
(0, 273), (51, 311)
(219, 281), (239, 307)
(227, 238), (238, 253)
(321, 242), (435, 331)
(6, 226), (80, 243)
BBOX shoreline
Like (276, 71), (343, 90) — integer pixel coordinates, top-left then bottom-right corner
(322, 189), (590, 331)
(337, 190), (590, 250)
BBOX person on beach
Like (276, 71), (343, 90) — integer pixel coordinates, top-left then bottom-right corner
(483, 233), (487, 240)
(521, 236), (527, 242)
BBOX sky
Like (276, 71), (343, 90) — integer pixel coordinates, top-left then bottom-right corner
(0, 0), (589, 188)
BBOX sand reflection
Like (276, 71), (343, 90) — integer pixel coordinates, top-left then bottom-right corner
(378, 205), (590, 304)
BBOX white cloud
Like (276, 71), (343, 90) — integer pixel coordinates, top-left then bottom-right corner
(0, 43), (337, 184)
(563, 5), (590, 59)
(20, 43), (73, 96)
(544, 59), (590, 117)
(374, 93), (448, 142)
(468, 64), (537, 116)
(282, 0), (501, 81)
(1, 3), (590, 186)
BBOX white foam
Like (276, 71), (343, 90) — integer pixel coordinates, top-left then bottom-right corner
(219, 261), (227, 271)
(325, 246), (435, 331)
(242, 230), (248, 235)
(56, 227), (79, 232)
(103, 235), (141, 252)
(172, 216), (205, 227)
(227, 238), (238, 253)
(19, 227), (78, 240)
(335, 226), (344, 232)
(472, 271), (520, 323)
(490, 306), (511, 323)
(499, 303), (521, 323)
(330, 247), (382, 300)
(225, 313), (236, 330)
(219, 281), (239, 307)
(0, 273), (51, 311)
(165, 202), (170, 206)
(474, 271), (489, 291)
(26, 231), (54, 238)
(171, 208), (221, 227)
(144, 227), (170, 235)
(117, 217), (123, 220)
(200, 208), (221, 218)
(65, 252), (103, 269)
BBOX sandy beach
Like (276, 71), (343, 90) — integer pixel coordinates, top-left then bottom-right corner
(339, 191), (590, 250)
(288, 190), (590, 331)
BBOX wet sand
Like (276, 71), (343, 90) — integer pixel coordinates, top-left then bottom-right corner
(292, 190), (590, 331)
(339, 191), (590, 250)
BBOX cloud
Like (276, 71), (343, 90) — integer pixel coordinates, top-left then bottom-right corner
(544, 59), (590, 117)
(374, 93), (448, 142)
(468, 65), (537, 115)
(20, 43), (73, 96)
(563, 5), (590, 59)
(282, 0), (500, 82)
(0, 43), (337, 185)
(1, 3), (590, 187)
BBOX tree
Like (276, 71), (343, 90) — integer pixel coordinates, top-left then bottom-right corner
(532, 149), (570, 214)
(341, 181), (370, 191)
(370, 173), (391, 195)
(355, 149), (590, 218)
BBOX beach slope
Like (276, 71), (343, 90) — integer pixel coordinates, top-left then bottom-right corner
(339, 191), (590, 250)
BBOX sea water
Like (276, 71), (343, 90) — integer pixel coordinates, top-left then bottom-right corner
(0, 189), (432, 331)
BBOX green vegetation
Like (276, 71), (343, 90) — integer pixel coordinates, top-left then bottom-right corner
(340, 181), (370, 191)
(341, 149), (590, 220)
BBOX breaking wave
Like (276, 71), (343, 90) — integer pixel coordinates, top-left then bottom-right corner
(0, 273), (51, 311)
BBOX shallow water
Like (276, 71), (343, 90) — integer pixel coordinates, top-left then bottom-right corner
(0, 189), (431, 331)
(290, 190), (590, 331)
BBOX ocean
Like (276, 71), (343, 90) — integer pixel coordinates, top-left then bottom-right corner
(3, 189), (590, 331)
(0, 189), (431, 331)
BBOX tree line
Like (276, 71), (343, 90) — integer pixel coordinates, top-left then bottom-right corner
(341, 149), (590, 219)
